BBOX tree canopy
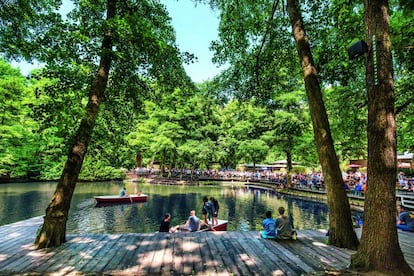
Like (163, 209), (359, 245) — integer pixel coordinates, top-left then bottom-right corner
(1, 0), (413, 181)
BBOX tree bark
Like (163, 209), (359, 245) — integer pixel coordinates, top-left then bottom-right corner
(351, 0), (413, 273)
(34, 0), (116, 249)
(285, 150), (292, 187)
(286, 0), (359, 249)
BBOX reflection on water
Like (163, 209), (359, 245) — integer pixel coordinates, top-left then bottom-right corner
(0, 181), (355, 234)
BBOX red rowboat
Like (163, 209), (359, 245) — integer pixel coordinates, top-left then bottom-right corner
(94, 193), (148, 204)
(198, 219), (228, 232)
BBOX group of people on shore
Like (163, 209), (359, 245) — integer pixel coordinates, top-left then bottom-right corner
(159, 196), (220, 233)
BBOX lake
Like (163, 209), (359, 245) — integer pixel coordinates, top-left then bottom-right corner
(0, 181), (332, 234)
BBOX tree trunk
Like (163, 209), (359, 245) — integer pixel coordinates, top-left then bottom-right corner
(351, 0), (413, 273)
(286, 0), (359, 249)
(34, 0), (116, 249)
(285, 150), (292, 187)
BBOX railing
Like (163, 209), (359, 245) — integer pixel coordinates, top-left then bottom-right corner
(397, 192), (414, 210)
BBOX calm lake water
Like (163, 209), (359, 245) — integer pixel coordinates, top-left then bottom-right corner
(0, 181), (332, 233)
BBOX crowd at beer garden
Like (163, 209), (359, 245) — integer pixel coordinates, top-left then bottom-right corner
(133, 167), (414, 194)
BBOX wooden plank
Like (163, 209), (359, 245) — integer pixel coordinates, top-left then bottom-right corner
(4, 246), (55, 273)
(79, 233), (123, 273)
(0, 227), (39, 256)
(0, 240), (38, 270)
(159, 233), (176, 275)
(198, 232), (220, 275)
(231, 231), (271, 275)
(0, 244), (48, 273)
(43, 234), (108, 274)
(244, 231), (303, 275)
(109, 233), (148, 272)
(158, 234), (175, 274)
(210, 232), (241, 275)
(146, 233), (171, 274)
(283, 238), (348, 272)
(171, 232), (184, 274)
(203, 232), (229, 275)
(219, 232), (252, 275)
(228, 232), (263, 275)
(181, 233), (195, 275)
(134, 233), (161, 274)
(190, 233), (204, 274)
(33, 237), (87, 273)
(298, 230), (354, 262)
(244, 231), (299, 275)
(1, 217), (414, 275)
(261, 236), (314, 274)
(298, 234), (354, 268)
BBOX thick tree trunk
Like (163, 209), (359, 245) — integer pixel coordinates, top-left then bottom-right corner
(287, 0), (359, 249)
(351, 0), (413, 273)
(34, 0), (116, 249)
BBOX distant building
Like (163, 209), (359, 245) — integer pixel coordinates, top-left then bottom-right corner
(241, 160), (301, 172)
(349, 152), (413, 169)
(398, 152), (413, 169)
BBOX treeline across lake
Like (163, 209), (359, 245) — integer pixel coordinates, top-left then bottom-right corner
(1, 53), (413, 183)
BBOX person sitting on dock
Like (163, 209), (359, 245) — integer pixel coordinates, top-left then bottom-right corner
(180, 210), (201, 232)
(275, 206), (294, 240)
(260, 211), (276, 239)
(159, 213), (178, 233)
(396, 204), (414, 232)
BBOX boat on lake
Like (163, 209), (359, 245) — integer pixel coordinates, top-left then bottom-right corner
(198, 219), (228, 232)
(94, 193), (148, 204)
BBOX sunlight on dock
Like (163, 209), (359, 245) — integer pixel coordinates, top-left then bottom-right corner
(0, 216), (412, 275)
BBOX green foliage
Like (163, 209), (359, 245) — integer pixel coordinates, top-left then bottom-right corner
(0, 0), (192, 181)
(0, 60), (39, 179)
(324, 86), (367, 160)
(79, 152), (126, 181)
(238, 139), (269, 165)
(211, 0), (300, 103)
(1, 0), (413, 182)
(291, 166), (310, 174)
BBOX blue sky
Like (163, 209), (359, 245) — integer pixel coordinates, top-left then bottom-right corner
(12, 0), (223, 83)
(163, 0), (224, 82)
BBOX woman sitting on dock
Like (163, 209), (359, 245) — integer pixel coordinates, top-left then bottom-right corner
(159, 213), (178, 233)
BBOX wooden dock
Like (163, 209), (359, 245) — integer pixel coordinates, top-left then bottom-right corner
(0, 217), (413, 275)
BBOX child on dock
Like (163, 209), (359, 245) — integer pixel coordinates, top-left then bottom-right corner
(260, 210), (276, 239)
